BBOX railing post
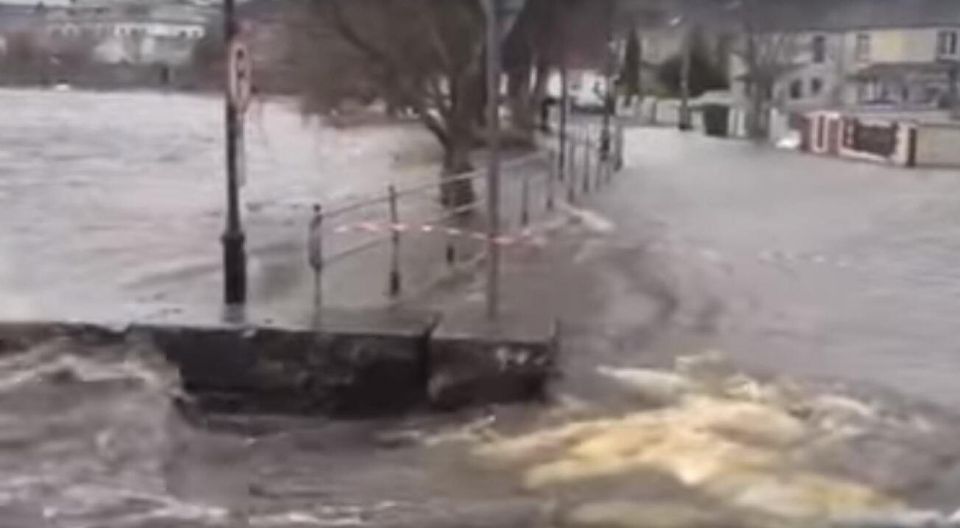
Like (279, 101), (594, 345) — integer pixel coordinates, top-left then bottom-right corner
(568, 140), (577, 203)
(546, 151), (556, 211)
(596, 145), (604, 189)
(308, 204), (324, 312)
(445, 211), (456, 266)
(521, 172), (531, 227)
(583, 139), (591, 194)
(387, 185), (402, 298)
(616, 122), (625, 171)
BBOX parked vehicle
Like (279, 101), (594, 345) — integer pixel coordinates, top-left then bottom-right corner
(570, 72), (608, 112)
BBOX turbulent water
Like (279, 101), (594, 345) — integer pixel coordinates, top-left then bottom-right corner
(0, 337), (203, 528)
(0, 335), (540, 528)
(0, 89), (527, 528)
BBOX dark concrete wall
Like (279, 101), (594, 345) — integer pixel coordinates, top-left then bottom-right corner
(0, 312), (558, 417)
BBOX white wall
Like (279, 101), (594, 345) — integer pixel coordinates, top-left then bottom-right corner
(916, 123), (960, 167)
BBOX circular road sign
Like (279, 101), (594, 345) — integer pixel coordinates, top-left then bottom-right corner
(227, 40), (253, 113)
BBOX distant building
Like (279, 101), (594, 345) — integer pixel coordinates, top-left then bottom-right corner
(726, 0), (960, 111)
(46, 1), (211, 66)
(0, 0), (214, 67)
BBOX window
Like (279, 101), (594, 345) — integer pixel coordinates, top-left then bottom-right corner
(812, 35), (826, 63)
(811, 77), (823, 96)
(790, 79), (803, 99)
(938, 30), (958, 57)
(855, 33), (871, 62)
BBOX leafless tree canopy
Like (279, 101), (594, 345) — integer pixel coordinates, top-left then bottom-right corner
(730, 0), (801, 138)
(284, 0), (618, 206)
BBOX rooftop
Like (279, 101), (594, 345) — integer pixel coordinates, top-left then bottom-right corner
(721, 0), (960, 32)
(647, 0), (960, 32)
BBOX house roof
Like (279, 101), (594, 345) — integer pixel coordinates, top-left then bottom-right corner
(726, 0), (960, 32)
(647, 0), (960, 33)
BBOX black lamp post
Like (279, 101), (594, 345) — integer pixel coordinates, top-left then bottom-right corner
(222, 0), (247, 306)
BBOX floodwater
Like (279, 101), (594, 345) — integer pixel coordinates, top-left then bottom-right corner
(480, 127), (960, 412)
(5, 89), (960, 526)
(0, 88), (448, 322)
(0, 334), (544, 528)
(0, 89), (538, 528)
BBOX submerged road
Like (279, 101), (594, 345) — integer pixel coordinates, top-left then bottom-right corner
(434, 127), (960, 410)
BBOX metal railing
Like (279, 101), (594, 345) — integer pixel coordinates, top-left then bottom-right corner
(306, 122), (626, 308)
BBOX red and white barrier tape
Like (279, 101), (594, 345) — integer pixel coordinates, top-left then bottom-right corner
(331, 221), (549, 248)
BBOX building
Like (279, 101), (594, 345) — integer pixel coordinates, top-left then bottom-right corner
(0, 0), (214, 67)
(46, 1), (212, 66)
(726, 0), (960, 111)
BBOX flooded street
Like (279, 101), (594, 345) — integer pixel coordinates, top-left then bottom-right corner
(0, 88), (445, 321)
(552, 127), (960, 411)
(0, 89), (548, 528)
(6, 88), (960, 526)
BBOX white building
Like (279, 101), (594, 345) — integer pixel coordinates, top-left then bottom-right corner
(41, 1), (211, 66)
(727, 0), (960, 112)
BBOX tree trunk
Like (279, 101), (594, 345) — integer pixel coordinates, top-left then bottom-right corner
(532, 56), (550, 132)
(441, 133), (476, 208)
(440, 72), (482, 209)
(507, 67), (535, 146)
(746, 81), (766, 139)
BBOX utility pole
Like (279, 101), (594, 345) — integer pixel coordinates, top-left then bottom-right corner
(485, 0), (503, 320)
(222, 0), (247, 305)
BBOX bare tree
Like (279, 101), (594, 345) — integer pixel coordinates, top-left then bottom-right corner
(287, 0), (488, 207)
(284, 0), (621, 205)
(732, 0), (799, 139)
(3, 32), (43, 67)
(503, 0), (565, 144)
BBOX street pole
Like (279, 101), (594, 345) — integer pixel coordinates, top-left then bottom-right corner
(678, 26), (693, 131)
(485, 0), (503, 320)
(222, 0), (247, 305)
(600, 0), (615, 161)
(559, 17), (569, 182)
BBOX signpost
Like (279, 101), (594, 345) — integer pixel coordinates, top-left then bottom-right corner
(228, 40), (253, 115)
(222, 0), (247, 306)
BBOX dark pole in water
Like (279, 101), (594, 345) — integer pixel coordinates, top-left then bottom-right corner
(222, 0), (247, 305)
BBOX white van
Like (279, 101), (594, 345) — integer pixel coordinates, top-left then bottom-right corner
(546, 70), (609, 112)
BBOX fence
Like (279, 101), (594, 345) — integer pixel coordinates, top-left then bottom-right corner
(306, 123), (626, 308)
